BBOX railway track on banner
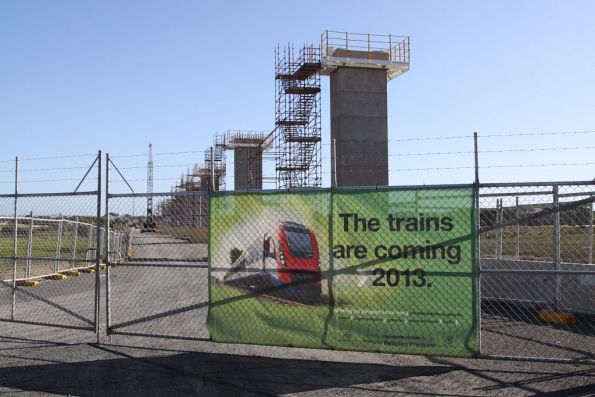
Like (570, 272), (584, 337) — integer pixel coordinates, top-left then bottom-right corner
(219, 275), (324, 307)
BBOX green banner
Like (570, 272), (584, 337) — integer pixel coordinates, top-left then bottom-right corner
(208, 187), (477, 357)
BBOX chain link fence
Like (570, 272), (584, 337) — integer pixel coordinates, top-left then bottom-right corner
(0, 152), (102, 332)
(0, 192), (101, 330)
(209, 187), (479, 356)
(478, 181), (595, 362)
(1, 147), (593, 362)
(105, 191), (209, 340)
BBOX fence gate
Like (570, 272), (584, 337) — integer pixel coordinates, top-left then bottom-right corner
(0, 154), (102, 333)
(478, 181), (595, 362)
(105, 156), (209, 339)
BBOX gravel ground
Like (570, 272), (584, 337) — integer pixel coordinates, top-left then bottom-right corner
(129, 231), (208, 260)
(0, 322), (594, 396)
(0, 233), (593, 396)
(480, 302), (595, 361)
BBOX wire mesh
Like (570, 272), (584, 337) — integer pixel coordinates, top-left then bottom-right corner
(479, 182), (595, 361)
(0, 193), (100, 330)
(106, 192), (209, 340)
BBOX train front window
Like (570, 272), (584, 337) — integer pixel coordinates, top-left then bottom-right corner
(285, 229), (313, 259)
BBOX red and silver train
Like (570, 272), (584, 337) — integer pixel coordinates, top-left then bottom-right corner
(223, 221), (321, 301)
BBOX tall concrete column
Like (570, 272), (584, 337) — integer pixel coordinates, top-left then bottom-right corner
(330, 67), (388, 187)
(234, 147), (262, 190)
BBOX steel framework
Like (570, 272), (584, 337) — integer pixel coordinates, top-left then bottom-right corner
(203, 132), (226, 191)
(274, 44), (322, 188)
(172, 133), (227, 193)
(320, 30), (410, 80)
(143, 144), (156, 231)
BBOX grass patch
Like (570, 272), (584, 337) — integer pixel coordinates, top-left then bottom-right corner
(480, 225), (594, 262)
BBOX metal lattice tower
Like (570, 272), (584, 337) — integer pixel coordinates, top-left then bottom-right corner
(274, 44), (322, 188)
(144, 143), (156, 230)
(147, 143), (153, 219)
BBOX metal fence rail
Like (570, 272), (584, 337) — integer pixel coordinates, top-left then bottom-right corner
(0, 216), (125, 280)
(478, 181), (594, 362)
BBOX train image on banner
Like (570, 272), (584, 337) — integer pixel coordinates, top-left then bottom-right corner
(221, 221), (322, 305)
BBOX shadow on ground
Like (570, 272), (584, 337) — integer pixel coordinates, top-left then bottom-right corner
(0, 344), (453, 396)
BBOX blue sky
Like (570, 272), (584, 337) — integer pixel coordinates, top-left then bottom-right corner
(0, 0), (594, 194)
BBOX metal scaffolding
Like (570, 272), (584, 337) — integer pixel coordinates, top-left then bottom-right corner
(161, 133), (227, 229)
(203, 132), (227, 191)
(171, 132), (227, 193)
(274, 44), (322, 188)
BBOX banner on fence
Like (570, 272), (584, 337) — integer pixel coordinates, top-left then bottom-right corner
(208, 187), (477, 357)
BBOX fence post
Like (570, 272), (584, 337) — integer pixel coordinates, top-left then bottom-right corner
(553, 185), (561, 310)
(515, 196), (520, 260)
(11, 156), (19, 320)
(473, 131), (481, 357)
(26, 211), (33, 279)
(322, 188), (335, 347)
(54, 215), (63, 273)
(94, 150), (102, 343)
(332, 138), (337, 187)
(499, 199), (504, 258)
(494, 199), (500, 258)
(589, 198), (593, 264)
(493, 199), (497, 258)
(105, 153), (111, 337)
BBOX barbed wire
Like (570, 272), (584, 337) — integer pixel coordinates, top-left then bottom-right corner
(0, 165), (92, 174)
(115, 163), (201, 171)
(0, 177), (99, 184)
(115, 162), (594, 184)
(0, 153), (97, 163)
(111, 176), (236, 183)
(321, 129), (595, 144)
(390, 146), (595, 157)
(1, 129), (592, 188)
(2, 130), (593, 162)
(110, 150), (204, 159)
(320, 161), (595, 173)
(316, 145), (593, 161)
(2, 145), (590, 173)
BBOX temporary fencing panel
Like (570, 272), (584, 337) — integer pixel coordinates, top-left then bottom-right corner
(0, 193), (101, 331)
(1, 146), (591, 364)
(105, 191), (210, 340)
(478, 182), (595, 362)
(208, 186), (478, 357)
(0, 151), (102, 333)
